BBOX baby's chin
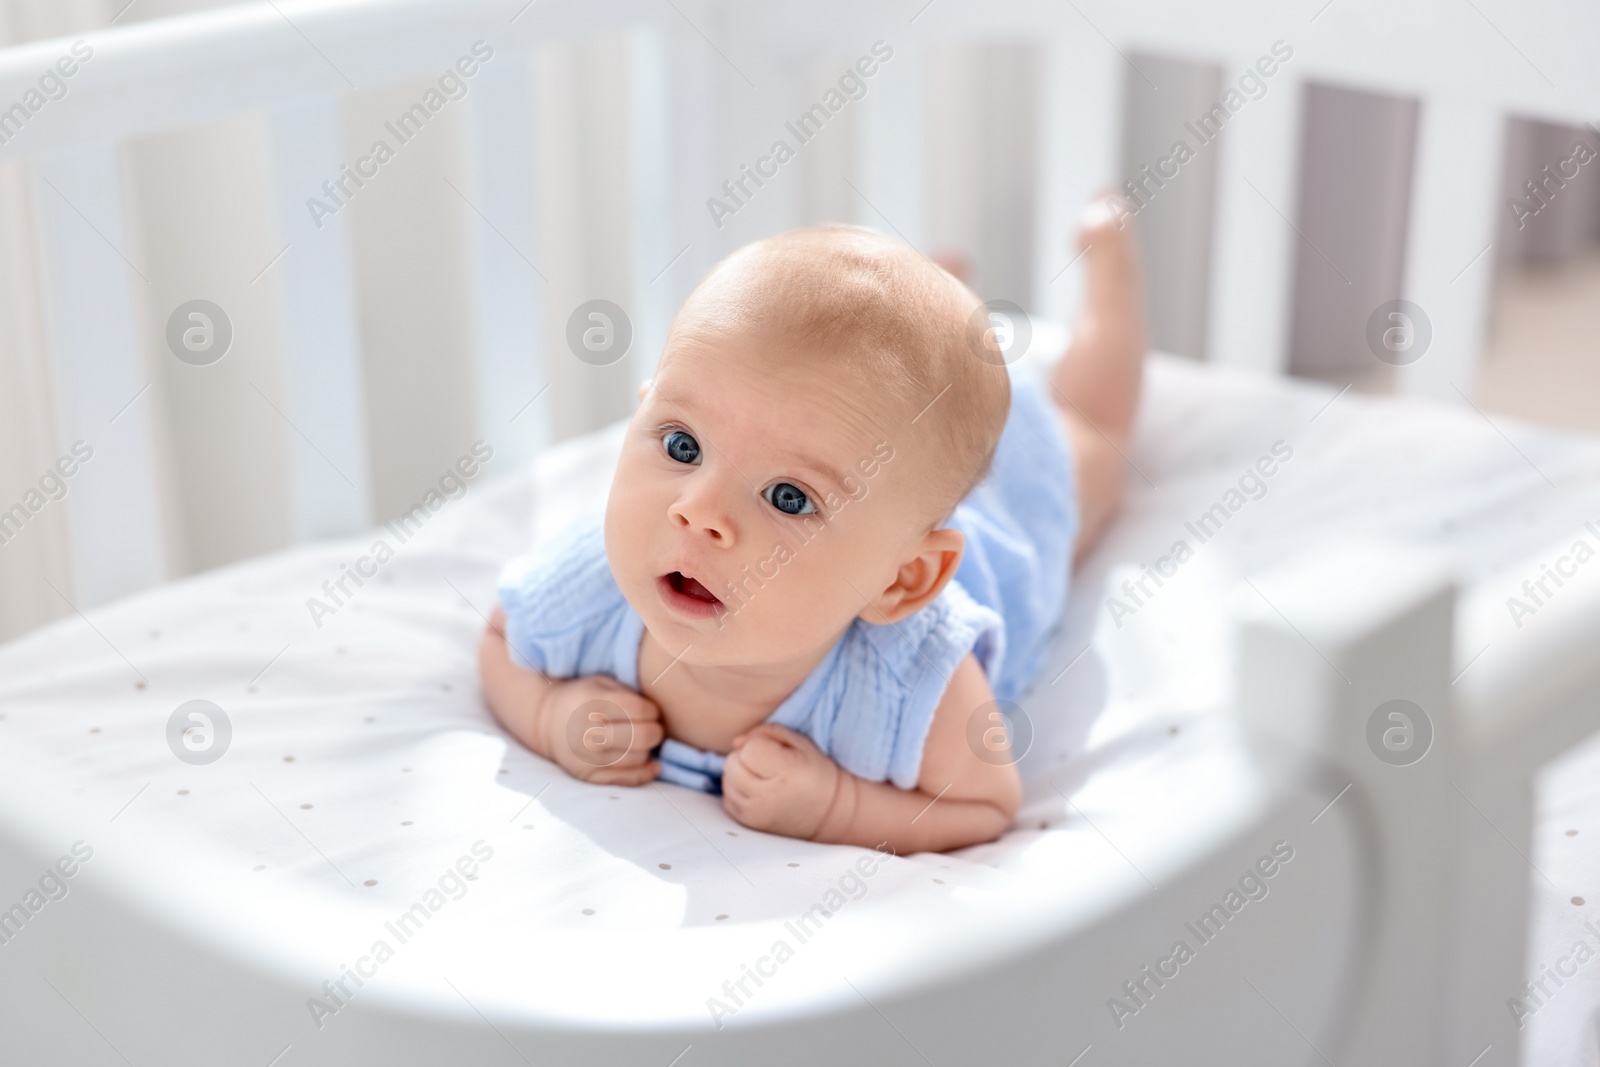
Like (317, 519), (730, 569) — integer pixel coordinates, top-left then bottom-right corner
(635, 609), (760, 668)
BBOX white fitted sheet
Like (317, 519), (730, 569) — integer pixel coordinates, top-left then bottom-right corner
(1, 355), (1597, 1060)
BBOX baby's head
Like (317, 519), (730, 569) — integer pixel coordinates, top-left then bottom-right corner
(604, 224), (1011, 667)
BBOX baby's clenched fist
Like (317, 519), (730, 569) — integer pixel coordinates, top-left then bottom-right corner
(539, 675), (663, 786)
(721, 724), (843, 839)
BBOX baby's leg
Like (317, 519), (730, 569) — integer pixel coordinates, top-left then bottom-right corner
(1048, 195), (1147, 563)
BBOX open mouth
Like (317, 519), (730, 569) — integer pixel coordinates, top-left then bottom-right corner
(658, 570), (724, 619)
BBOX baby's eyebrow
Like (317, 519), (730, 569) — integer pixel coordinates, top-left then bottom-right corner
(773, 446), (851, 491)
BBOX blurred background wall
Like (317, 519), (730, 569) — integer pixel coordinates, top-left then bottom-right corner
(0, 0), (1596, 642)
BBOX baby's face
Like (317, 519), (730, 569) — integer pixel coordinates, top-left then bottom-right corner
(604, 321), (920, 669)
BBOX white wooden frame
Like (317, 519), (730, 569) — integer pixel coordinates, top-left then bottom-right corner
(1, 1), (1598, 1063)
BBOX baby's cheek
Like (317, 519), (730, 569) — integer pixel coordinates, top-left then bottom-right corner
(604, 488), (655, 584)
(720, 539), (871, 652)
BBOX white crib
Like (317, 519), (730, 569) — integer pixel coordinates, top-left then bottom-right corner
(1, 1), (1598, 1064)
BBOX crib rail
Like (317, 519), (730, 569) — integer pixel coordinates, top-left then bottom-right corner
(0, 0), (647, 154)
(1234, 538), (1600, 1066)
(1, 0), (1595, 619)
(4, 6), (1599, 1062)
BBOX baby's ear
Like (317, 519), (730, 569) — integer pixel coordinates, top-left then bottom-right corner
(861, 528), (965, 625)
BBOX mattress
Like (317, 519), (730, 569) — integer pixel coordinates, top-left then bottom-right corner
(0, 354), (1596, 1063)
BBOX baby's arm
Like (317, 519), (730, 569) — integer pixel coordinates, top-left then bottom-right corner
(478, 606), (664, 786)
(722, 654), (1021, 853)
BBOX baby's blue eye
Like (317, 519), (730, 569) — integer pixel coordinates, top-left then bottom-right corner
(663, 430), (700, 464)
(764, 482), (814, 516)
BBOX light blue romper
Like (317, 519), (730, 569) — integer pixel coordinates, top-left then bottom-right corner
(496, 367), (1077, 794)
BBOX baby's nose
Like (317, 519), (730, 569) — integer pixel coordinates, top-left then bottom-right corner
(667, 482), (735, 545)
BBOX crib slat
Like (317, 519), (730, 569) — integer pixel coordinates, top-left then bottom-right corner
(1031, 27), (1121, 327)
(1205, 66), (1302, 374)
(461, 51), (549, 470)
(650, 15), (729, 347)
(1396, 100), (1504, 402)
(29, 144), (167, 606)
(625, 26), (675, 386)
(854, 39), (926, 249)
(266, 97), (372, 542)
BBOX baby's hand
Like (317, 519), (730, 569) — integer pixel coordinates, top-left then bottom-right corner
(539, 676), (663, 786)
(721, 724), (842, 839)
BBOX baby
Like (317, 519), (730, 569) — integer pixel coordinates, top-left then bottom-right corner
(478, 200), (1144, 854)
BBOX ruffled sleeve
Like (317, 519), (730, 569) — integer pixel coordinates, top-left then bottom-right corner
(494, 517), (639, 683)
(772, 582), (1003, 792)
